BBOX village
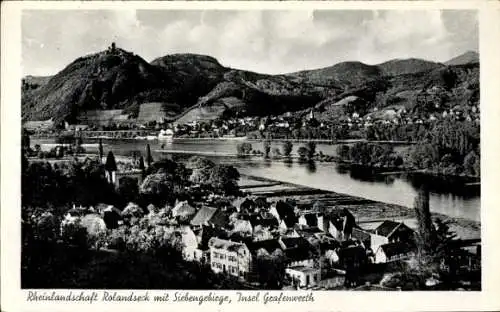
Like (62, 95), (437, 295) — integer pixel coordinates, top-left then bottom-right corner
(23, 92), (480, 142)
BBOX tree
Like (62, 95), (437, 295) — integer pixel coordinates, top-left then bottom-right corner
(22, 128), (31, 152)
(408, 143), (440, 169)
(297, 146), (308, 161)
(272, 148), (281, 159)
(336, 144), (350, 160)
(282, 141), (293, 157)
(138, 156), (146, 177)
(117, 176), (139, 205)
(105, 151), (117, 172)
(255, 249), (286, 289)
(98, 139), (104, 163)
(207, 164), (240, 195)
(463, 150), (480, 177)
(139, 173), (175, 206)
(306, 141), (316, 161)
(263, 140), (271, 159)
(236, 143), (253, 156)
(414, 188), (435, 255)
(146, 144), (153, 167)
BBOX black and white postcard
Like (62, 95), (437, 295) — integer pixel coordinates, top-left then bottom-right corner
(2, 1), (500, 312)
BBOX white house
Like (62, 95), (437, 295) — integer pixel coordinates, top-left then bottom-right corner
(374, 242), (416, 264)
(178, 226), (199, 261)
(370, 220), (415, 254)
(286, 266), (321, 288)
(208, 237), (252, 280)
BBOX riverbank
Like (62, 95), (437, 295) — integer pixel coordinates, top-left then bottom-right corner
(239, 174), (480, 240)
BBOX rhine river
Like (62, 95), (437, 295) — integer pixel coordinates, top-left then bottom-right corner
(33, 138), (481, 222)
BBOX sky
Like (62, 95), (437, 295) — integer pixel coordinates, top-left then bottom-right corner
(22, 9), (478, 76)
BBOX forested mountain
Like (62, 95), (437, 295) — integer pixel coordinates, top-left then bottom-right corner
(21, 45), (480, 123)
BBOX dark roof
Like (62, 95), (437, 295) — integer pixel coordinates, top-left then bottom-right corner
(281, 237), (315, 259)
(275, 201), (295, 220)
(374, 220), (406, 237)
(208, 209), (231, 229)
(352, 228), (371, 245)
(337, 245), (366, 259)
(303, 213), (318, 227)
(297, 226), (323, 235)
(190, 207), (218, 226)
(379, 242), (415, 258)
(239, 198), (256, 212)
(247, 239), (282, 255)
(244, 212), (279, 228)
(254, 197), (270, 208)
(281, 237), (317, 262)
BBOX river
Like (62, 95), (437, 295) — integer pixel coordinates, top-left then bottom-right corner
(32, 138), (481, 222)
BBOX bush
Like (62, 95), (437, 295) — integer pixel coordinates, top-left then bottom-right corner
(236, 142), (253, 156)
(282, 141), (293, 157)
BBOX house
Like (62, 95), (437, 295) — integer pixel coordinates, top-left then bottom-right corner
(171, 201), (196, 220)
(233, 197), (256, 213)
(190, 206), (218, 230)
(374, 242), (416, 264)
(253, 226), (274, 241)
(246, 211), (279, 231)
(298, 213), (320, 228)
(352, 227), (372, 250)
(280, 237), (317, 267)
(101, 205), (123, 229)
(65, 122), (89, 132)
(176, 226), (199, 261)
(207, 209), (232, 230)
(272, 201), (298, 230)
(231, 219), (253, 237)
(208, 237), (252, 280)
(336, 244), (368, 271)
(282, 228), (300, 238)
(23, 119), (54, 132)
(286, 266), (321, 288)
(318, 209), (356, 241)
(247, 237), (280, 254)
(370, 220), (415, 253)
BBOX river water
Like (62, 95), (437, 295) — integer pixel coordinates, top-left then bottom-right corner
(32, 138), (481, 222)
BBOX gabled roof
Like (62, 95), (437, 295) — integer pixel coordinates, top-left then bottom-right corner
(172, 201), (196, 217)
(208, 237), (247, 253)
(281, 237), (317, 262)
(352, 227), (371, 244)
(379, 242), (415, 258)
(190, 207), (218, 226)
(301, 213), (319, 227)
(243, 212), (279, 228)
(208, 209), (231, 229)
(247, 239), (282, 255)
(374, 220), (408, 237)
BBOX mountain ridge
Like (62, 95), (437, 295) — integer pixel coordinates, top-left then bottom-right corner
(22, 46), (480, 124)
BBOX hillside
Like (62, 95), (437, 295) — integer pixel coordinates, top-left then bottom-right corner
(22, 45), (480, 124)
(444, 51), (479, 66)
(377, 58), (444, 76)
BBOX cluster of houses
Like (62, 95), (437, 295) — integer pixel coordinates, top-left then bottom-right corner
(60, 195), (420, 289)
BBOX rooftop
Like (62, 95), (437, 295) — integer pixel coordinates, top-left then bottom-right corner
(286, 265), (320, 274)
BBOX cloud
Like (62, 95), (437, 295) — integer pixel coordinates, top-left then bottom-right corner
(22, 9), (478, 76)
